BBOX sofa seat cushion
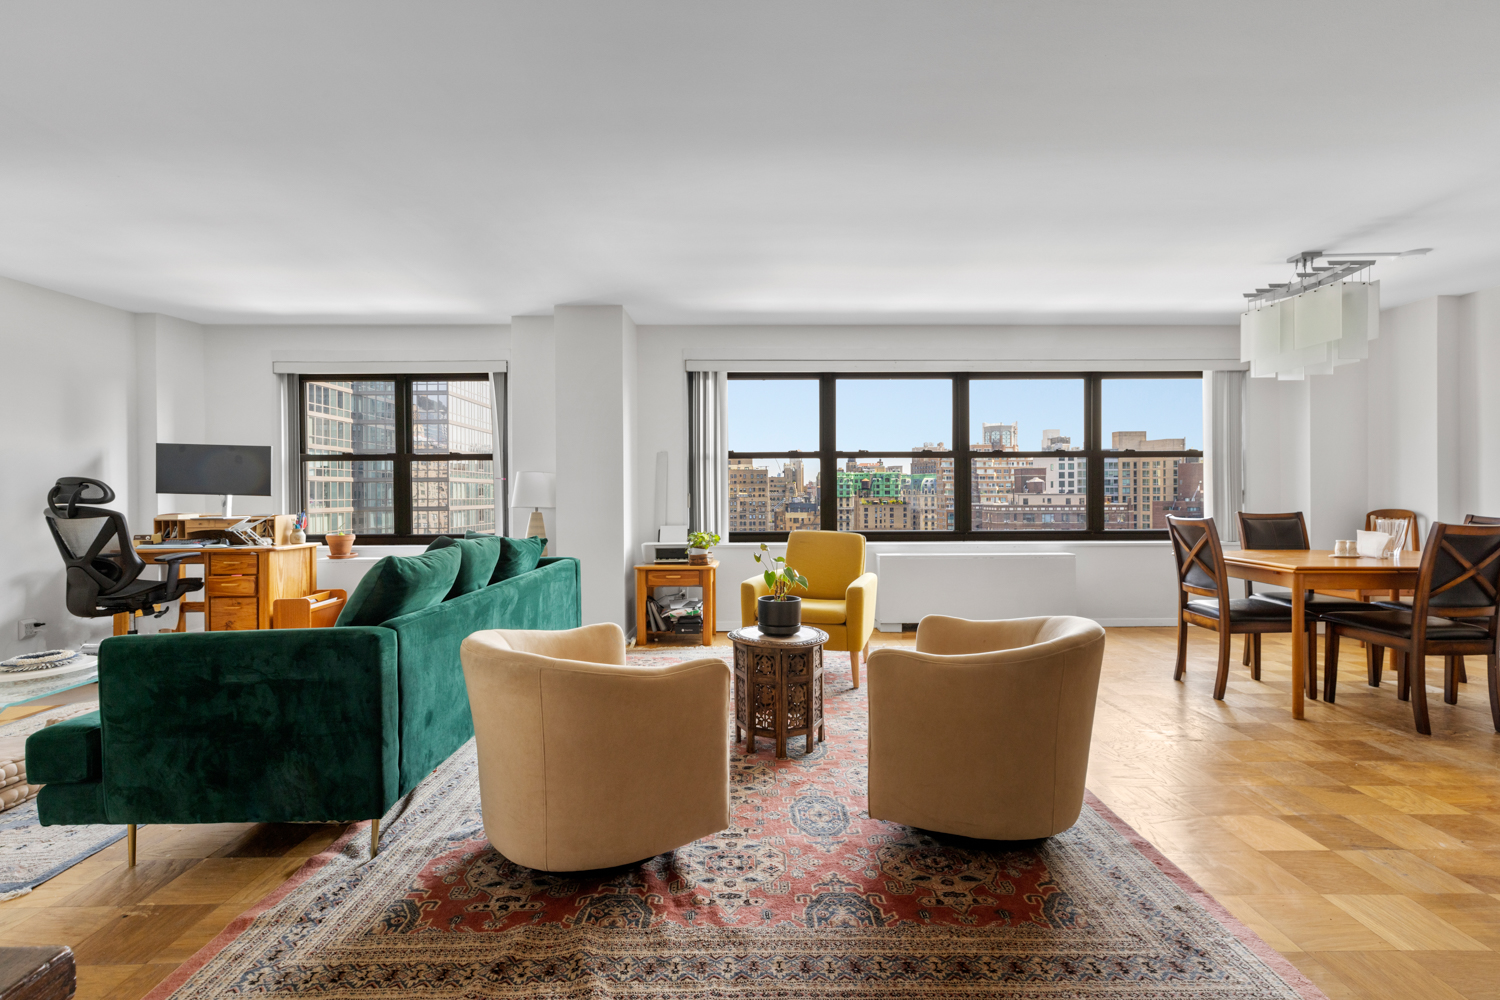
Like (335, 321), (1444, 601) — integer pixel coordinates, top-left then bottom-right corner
(469, 533), (546, 584)
(427, 535), (502, 599)
(336, 546), (463, 626)
(1185, 598), (1303, 622)
(797, 598), (848, 625)
(25, 710), (102, 784)
(1320, 608), (1490, 641)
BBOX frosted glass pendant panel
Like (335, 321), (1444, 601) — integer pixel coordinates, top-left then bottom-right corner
(1294, 283), (1343, 348)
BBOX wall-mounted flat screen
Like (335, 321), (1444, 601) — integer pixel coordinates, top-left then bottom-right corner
(156, 443), (272, 496)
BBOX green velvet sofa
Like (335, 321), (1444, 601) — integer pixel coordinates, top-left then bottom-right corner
(25, 556), (580, 849)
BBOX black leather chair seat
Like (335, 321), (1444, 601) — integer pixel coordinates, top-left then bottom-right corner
(1319, 608), (1489, 641)
(1186, 598), (1305, 622)
(95, 575), (203, 612)
(1251, 593), (1381, 613)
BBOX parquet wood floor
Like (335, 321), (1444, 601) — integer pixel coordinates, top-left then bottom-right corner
(2, 627), (1497, 999)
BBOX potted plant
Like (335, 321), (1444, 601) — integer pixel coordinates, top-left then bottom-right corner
(326, 529), (357, 558)
(687, 530), (720, 566)
(754, 543), (808, 636)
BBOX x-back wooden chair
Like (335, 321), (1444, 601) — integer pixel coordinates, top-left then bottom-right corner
(1168, 515), (1317, 701)
(1321, 522), (1500, 735)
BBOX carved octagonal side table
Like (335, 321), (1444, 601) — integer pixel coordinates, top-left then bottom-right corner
(728, 625), (828, 759)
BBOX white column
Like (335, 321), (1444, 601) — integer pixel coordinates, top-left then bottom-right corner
(553, 305), (637, 629)
(507, 314), (556, 539)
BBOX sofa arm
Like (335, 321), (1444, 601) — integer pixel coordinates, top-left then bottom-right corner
(95, 628), (399, 825)
(741, 575), (771, 628)
(844, 571), (878, 650)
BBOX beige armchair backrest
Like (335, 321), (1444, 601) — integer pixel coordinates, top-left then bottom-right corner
(867, 615), (1106, 841)
(461, 623), (731, 871)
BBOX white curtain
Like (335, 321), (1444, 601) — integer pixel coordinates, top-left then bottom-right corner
(1205, 369), (1246, 543)
(687, 371), (728, 537)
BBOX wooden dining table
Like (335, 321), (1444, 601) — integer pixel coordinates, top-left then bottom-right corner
(1221, 548), (1421, 719)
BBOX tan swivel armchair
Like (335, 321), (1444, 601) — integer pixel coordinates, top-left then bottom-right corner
(867, 615), (1106, 841)
(740, 530), (878, 686)
(460, 623), (731, 871)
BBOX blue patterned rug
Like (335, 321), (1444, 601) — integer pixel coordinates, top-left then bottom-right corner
(0, 702), (125, 900)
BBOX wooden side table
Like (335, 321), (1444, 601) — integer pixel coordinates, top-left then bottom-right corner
(729, 625), (827, 758)
(634, 561), (717, 647)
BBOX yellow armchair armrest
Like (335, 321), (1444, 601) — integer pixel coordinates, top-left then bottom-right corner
(740, 574), (771, 628)
(844, 571), (878, 651)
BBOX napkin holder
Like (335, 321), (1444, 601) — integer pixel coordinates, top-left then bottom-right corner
(1356, 529), (1393, 558)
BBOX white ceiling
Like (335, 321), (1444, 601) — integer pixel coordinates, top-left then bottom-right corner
(2, 1), (1499, 326)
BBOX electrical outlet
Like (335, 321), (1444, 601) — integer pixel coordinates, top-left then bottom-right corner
(18, 618), (44, 640)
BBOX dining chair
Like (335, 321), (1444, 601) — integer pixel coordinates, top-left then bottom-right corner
(1235, 511), (1372, 679)
(1168, 515), (1317, 701)
(1447, 515), (1500, 685)
(1320, 522), (1500, 735)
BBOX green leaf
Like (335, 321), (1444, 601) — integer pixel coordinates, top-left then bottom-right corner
(763, 570), (776, 591)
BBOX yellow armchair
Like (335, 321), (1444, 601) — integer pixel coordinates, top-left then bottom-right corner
(740, 531), (878, 686)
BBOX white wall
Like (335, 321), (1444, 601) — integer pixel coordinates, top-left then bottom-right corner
(1245, 282), (1500, 546)
(0, 276), (137, 659)
(1455, 287), (1500, 517)
(554, 306), (637, 628)
(133, 313), (210, 524)
(199, 324), (510, 515)
(507, 315), (556, 541)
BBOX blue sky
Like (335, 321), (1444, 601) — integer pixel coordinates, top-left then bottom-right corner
(727, 377), (1202, 455)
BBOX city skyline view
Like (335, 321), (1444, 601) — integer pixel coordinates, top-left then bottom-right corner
(727, 376), (1204, 534)
(728, 377), (1203, 453)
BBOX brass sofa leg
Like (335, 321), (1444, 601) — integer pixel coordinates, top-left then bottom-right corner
(127, 824), (137, 867)
(370, 818), (380, 858)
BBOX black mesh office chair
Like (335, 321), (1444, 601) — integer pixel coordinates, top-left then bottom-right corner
(44, 478), (202, 633)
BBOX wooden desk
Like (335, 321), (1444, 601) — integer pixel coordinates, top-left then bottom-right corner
(115, 543), (320, 634)
(634, 561), (716, 647)
(1222, 548), (1420, 719)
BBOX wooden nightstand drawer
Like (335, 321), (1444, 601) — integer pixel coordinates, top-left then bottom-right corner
(209, 597), (259, 630)
(646, 570), (701, 587)
(205, 576), (257, 597)
(209, 551), (259, 576)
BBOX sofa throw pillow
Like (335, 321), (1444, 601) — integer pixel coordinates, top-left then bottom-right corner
(467, 531), (546, 583)
(335, 546), (463, 626)
(426, 535), (502, 599)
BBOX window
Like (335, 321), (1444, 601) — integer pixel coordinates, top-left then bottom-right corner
(725, 372), (1202, 540)
(299, 375), (498, 542)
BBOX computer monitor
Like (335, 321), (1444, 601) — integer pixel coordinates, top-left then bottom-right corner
(156, 443), (272, 516)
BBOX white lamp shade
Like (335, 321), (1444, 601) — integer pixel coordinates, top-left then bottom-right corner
(510, 471), (556, 509)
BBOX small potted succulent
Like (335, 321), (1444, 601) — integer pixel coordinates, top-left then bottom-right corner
(326, 528), (357, 558)
(754, 542), (808, 636)
(687, 530), (720, 566)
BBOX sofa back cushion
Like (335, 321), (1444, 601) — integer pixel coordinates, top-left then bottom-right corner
(336, 546), (463, 626)
(382, 555), (583, 794)
(426, 535), (502, 599)
(468, 532), (547, 584)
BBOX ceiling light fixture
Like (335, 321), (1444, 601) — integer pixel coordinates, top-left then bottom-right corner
(1238, 248), (1431, 380)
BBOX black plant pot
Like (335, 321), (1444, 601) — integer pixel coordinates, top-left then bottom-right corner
(757, 595), (802, 636)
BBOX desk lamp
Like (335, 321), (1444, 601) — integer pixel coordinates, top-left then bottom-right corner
(510, 472), (555, 555)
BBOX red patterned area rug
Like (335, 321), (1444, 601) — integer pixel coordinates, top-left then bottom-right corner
(149, 648), (1324, 999)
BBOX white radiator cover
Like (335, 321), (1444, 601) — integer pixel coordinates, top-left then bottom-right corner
(875, 552), (1078, 626)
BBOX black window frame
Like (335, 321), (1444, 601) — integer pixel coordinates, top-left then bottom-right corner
(726, 371), (1203, 542)
(298, 373), (499, 545)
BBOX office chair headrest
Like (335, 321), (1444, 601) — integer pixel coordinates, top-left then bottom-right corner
(48, 478), (116, 519)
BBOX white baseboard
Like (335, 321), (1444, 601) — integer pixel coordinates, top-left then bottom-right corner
(1094, 618), (1177, 627)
